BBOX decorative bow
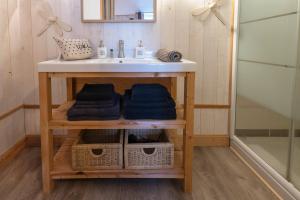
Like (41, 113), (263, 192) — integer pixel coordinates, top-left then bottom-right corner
(36, 1), (72, 37)
(192, 0), (226, 26)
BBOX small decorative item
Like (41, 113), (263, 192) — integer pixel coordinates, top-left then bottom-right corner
(53, 37), (93, 61)
(36, 1), (72, 37)
(192, 0), (227, 26)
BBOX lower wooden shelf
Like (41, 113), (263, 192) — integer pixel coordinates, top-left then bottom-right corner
(51, 138), (184, 180)
(49, 101), (186, 130)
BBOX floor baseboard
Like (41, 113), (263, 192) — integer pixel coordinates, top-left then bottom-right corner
(0, 137), (26, 169)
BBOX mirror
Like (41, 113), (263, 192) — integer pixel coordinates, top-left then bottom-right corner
(81, 0), (156, 23)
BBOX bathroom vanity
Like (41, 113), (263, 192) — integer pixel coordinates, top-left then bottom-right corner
(38, 58), (197, 193)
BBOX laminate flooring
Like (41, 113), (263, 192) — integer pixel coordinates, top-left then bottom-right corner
(0, 147), (278, 200)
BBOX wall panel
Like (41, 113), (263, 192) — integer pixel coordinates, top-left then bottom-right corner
(0, 0), (33, 154)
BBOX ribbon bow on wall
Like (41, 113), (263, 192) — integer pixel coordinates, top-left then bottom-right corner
(192, 0), (227, 26)
(36, 1), (72, 37)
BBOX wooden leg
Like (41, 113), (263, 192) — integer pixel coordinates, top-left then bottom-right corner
(170, 77), (177, 100)
(183, 72), (195, 192)
(39, 73), (54, 193)
(66, 78), (74, 101)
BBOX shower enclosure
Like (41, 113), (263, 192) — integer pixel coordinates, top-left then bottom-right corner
(233, 0), (300, 197)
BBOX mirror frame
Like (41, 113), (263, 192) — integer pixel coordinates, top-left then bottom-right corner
(81, 0), (157, 23)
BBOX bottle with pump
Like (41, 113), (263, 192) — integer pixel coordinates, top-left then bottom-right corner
(135, 40), (145, 59)
(97, 40), (107, 58)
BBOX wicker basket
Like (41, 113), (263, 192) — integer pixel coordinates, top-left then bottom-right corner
(124, 129), (174, 169)
(72, 129), (123, 170)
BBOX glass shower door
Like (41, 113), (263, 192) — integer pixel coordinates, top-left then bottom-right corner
(235, 0), (298, 178)
(290, 52), (300, 190)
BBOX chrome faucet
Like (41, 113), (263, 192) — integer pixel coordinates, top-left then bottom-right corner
(118, 40), (125, 58)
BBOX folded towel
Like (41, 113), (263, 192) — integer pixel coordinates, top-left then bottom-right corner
(67, 94), (121, 121)
(67, 114), (120, 121)
(76, 84), (115, 101)
(156, 49), (182, 62)
(131, 84), (171, 101)
(123, 85), (176, 120)
(124, 106), (176, 120)
(124, 107), (176, 114)
(75, 94), (119, 108)
(124, 112), (176, 120)
(124, 90), (175, 108)
(67, 106), (120, 120)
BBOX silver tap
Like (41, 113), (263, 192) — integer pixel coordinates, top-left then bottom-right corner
(118, 40), (125, 58)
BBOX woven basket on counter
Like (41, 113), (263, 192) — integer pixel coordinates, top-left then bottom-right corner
(124, 129), (174, 169)
(72, 129), (123, 170)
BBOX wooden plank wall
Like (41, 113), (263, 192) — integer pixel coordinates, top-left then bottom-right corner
(0, 0), (33, 155)
(10, 0), (233, 137)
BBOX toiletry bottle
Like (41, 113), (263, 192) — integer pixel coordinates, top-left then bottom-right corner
(110, 49), (114, 58)
(135, 40), (145, 59)
(97, 40), (107, 58)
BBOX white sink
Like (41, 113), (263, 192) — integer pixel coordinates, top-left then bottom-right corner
(92, 57), (161, 64)
(38, 57), (197, 73)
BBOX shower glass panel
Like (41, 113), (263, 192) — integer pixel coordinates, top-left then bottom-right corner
(235, 0), (298, 178)
(291, 56), (300, 190)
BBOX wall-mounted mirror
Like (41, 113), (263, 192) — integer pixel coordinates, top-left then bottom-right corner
(81, 0), (156, 23)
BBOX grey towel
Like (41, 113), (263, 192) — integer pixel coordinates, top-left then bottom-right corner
(156, 49), (182, 62)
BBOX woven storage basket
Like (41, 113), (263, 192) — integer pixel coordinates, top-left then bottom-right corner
(72, 129), (123, 170)
(124, 129), (174, 169)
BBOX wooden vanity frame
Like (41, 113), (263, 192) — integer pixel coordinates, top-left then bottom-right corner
(39, 72), (195, 194)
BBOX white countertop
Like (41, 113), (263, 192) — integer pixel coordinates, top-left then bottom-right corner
(38, 58), (197, 73)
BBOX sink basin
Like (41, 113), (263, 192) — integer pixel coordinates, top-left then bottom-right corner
(38, 57), (197, 73)
(93, 57), (159, 64)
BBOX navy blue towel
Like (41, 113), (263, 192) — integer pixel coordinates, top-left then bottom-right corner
(76, 84), (115, 101)
(123, 90), (175, 108)
(131, 84), (170, 101)
(124, 109), (176, 120)
(67, 94), (121, 121)
(75, 94), (119, 108)
(123, 85), (177, 120)
(67, 114), (120, 121)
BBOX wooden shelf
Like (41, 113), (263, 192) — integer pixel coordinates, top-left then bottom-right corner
(38, 71), (195, 193)
(51, 138), (184, 180)
(49, 101), (186, 130)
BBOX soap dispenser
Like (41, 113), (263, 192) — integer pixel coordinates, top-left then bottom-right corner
(135, 40), (145, 59)
(97, 40), (107, 58)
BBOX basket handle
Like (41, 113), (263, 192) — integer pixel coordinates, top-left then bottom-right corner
(142, 148), (157, 156)
(89, 148), (105, 158)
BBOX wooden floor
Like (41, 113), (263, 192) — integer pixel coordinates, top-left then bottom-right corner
(0, 147), (278, 200)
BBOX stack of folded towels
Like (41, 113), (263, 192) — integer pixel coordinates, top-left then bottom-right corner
(67, 84), (121, 120)
(123, 84), (177, 120)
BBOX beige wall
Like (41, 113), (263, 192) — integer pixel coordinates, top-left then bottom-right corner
(0, 0), (33, 155)
(0, 0), (233, 142)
